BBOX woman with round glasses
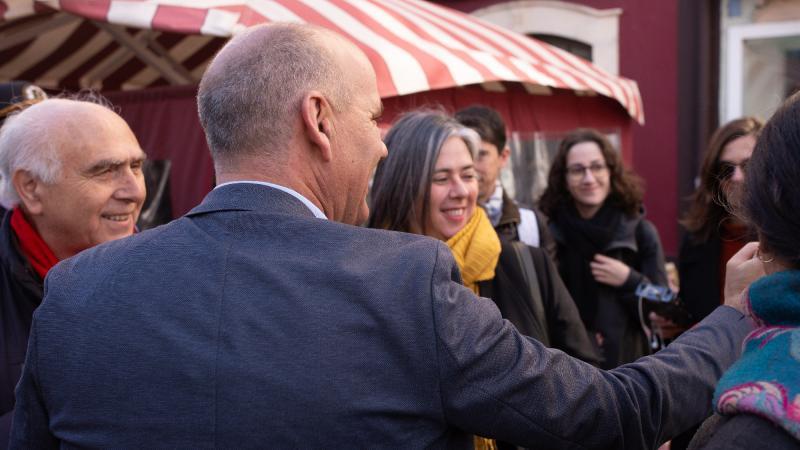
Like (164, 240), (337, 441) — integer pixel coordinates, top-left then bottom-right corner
(539, 128), (668, 369)
(679, 117), (762, 325)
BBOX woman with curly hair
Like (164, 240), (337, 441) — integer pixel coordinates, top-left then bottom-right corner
(539, 129), (668, 369)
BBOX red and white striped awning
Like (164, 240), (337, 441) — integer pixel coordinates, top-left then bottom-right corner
(0, 0), (644, 124)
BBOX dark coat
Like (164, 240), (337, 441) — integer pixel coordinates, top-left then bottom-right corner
(0, 211), (43, 448)
(678, 232), (723, 324)
(11, 184), (753, 449)
(688, 414), (800, 450)
(550, 213), (669, 368)
(479, 239), (601, 365)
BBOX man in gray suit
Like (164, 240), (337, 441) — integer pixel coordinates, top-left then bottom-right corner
(11, 23), (759, 449)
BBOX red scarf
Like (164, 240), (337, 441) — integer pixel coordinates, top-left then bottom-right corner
(10, 206), (59, 279)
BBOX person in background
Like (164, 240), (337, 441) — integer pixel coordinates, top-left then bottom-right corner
(539, 129), (669, 369)
(666, 117), (762, 450)
(679, 117), (762, 324)
(0, 97), (146, 447)
(688, 92), (800, 450)
(368, 109), (600, 369)
(454, 105), (556, 261)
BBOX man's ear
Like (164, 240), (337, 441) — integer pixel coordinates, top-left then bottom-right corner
(301, 91), (334, 162)
(12, 170), (44, 215)
(499, 146), (511, 168)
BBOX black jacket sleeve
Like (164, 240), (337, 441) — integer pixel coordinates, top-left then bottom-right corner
(618, 220), (669, 311)
(632, 220), (669, 288)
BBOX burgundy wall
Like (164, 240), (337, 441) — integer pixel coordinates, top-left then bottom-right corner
(437, 0), (681, 255)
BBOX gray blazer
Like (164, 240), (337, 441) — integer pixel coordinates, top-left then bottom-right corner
(11, 183), (752, 449)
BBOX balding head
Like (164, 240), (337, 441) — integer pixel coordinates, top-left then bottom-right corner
(0, 98), (125, 207)
(198, 23), (354, 172)
(0, 97), (146, 259)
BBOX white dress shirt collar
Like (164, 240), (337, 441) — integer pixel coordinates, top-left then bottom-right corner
(215, 181), (327, 220)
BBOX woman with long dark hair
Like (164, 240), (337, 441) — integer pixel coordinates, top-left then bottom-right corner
(688, 93), (800, 449)
(369, 109), (601, 449)
(368, 110), (598, 362)
(539, 129), (668, 369)
(679, 117), (762, 323)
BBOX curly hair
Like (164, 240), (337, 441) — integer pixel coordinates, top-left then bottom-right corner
(539, 128), (643, 218)
(680, 117), (762, 242)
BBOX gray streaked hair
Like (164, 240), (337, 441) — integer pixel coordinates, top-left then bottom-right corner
(0, 94), (116, 209)
(197, 23), (348, 169)
(367, 108), (479, 233)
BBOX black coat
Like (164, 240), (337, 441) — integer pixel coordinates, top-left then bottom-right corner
(688, 414), (799, 450)
(678, 231), (723, 324)
(0, 211), (43, 447)
(550, 213), (668, 369)
(479, 238), (601, 365)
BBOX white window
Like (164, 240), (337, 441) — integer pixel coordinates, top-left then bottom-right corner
(724, 20), (800, 122)
(471, 0), (621, 74)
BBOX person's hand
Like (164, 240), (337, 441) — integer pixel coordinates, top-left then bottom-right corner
(590, 254), (631, 287)
(648, 312), (685, 339)
(724, 241), (765, 314)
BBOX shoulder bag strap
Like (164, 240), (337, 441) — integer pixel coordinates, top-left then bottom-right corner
(510, 240), (550, 347)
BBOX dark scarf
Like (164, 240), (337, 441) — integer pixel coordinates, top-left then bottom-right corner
(554, 203), (623, 326)
(713, 270), (800, 441)
(10, 206), (59, 279)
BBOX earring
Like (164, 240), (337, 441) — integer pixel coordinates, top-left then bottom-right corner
(756, 247), (775, 263)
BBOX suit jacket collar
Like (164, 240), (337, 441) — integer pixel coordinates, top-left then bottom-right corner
(186, 183), (317, 219)
(496, 187), (521, 228)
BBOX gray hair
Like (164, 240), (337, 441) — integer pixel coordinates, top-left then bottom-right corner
(197, 23), (348, 169)
(367, 109), (479, 233)
(0, 94), (117, 209)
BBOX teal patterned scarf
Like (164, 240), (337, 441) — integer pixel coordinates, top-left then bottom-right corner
(713, 270), (800, 440)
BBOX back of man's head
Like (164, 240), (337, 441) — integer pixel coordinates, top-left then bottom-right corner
(197, 23), (346, 172)
(455, 105), (507, 152)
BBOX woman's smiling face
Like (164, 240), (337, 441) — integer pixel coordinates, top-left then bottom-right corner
(423, 136), (478, 241)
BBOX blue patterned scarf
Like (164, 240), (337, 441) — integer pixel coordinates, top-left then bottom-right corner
(713, 270), (800, 440)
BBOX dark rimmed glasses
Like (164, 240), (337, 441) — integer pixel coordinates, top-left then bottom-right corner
(566, 162), (608, 181)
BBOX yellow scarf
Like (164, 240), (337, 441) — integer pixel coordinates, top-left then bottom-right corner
(445, 207), (501, 295)
(445, 207), (502, 450)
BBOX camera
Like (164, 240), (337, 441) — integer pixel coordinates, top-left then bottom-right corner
(635, 282), (692, 327)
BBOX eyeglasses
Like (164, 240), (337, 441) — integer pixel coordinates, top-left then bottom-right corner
(716, 160), (748, 180)
(566, 162), (608, 180)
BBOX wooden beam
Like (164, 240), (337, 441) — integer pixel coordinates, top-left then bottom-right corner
(79, 32), (146, 90)
(0, 13), (78, 52)
(144, 32), (196, 84)
(92, 21), (193, 85)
